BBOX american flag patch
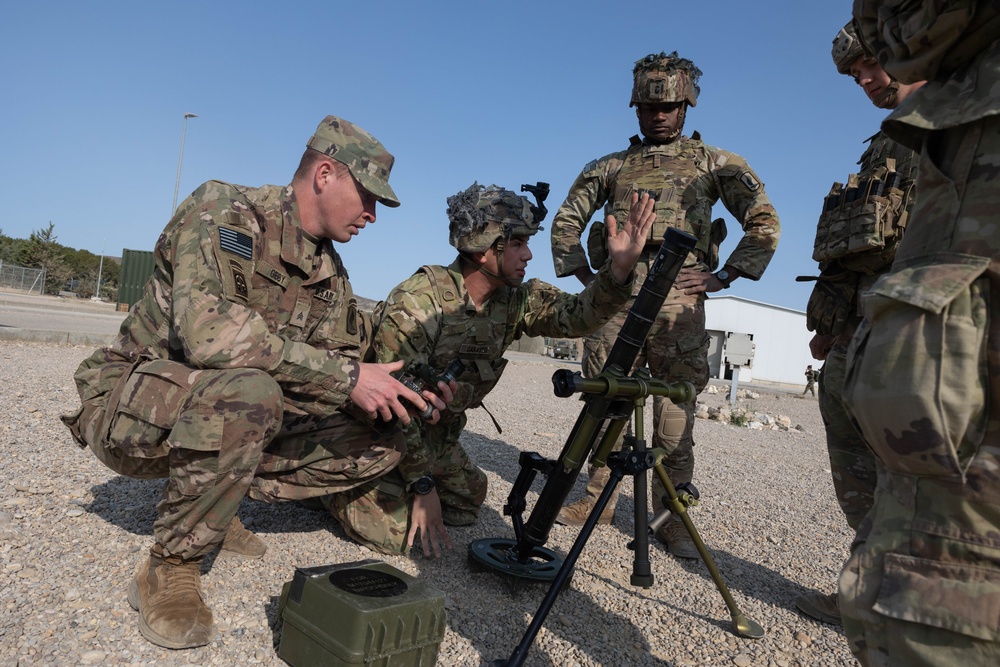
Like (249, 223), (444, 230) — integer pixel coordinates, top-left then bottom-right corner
(219, 227), (253, 260)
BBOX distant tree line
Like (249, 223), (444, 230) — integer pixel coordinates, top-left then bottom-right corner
(0, 223), (120, 300)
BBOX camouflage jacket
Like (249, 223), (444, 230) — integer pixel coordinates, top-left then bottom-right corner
(72, 181), (366, 419)
(373, 257), (633, 482)
(551, 133), (780, 290)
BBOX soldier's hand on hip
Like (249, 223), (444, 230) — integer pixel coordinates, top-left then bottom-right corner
(675, 267), (724, 295)
(607, 192), (656, 284)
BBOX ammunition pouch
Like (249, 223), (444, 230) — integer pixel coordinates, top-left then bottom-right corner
(813, 173), (911, 265)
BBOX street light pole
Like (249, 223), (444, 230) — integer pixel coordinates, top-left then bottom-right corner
(95, 238), (106, 301)
(171, 112), (198, 215)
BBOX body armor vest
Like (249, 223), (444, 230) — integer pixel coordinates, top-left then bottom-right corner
(419, 265), (524, 415)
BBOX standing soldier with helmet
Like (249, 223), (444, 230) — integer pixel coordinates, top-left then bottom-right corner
(325, 182), (656, 558)
(794, 21), (924, 627)
(551, 52), (780, 558)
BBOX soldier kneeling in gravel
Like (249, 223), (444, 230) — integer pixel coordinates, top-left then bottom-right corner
(59, 116), (451, 650)
(321, 183), (655, 558)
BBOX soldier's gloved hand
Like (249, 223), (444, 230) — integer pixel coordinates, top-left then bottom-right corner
(805, 277), (856, 337)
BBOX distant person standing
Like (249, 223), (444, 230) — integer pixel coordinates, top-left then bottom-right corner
(803, 365), (819, 397)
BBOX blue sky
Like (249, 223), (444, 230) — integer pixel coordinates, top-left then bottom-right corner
(1, 1), (882, 311)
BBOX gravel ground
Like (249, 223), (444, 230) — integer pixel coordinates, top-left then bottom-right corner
(0, 341), (857, 666)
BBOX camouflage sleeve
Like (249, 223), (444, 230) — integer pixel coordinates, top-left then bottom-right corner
(371, 273), (440, 482)
(519, 260), (632, 338)
(707, 147), (781, 280)
(550, 156), (617, 277)
(166, 199), (358, 416)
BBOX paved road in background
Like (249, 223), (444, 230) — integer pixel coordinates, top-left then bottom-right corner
(0, 291), (125, 345)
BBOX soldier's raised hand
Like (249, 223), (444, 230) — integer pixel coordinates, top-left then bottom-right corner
(607, 192), (656, 284)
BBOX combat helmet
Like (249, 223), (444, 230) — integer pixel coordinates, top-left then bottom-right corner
(630, 51), (702, 108)
(832, 21), (866, 75)
(447, 183), (542, 254)
(448, 183), (545, 286)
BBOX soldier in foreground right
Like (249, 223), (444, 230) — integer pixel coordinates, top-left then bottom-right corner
(795, 21), (924, 626)
(840, 2), (1000, 664)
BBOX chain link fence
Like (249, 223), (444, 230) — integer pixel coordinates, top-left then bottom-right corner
(0, 261), (45, 294)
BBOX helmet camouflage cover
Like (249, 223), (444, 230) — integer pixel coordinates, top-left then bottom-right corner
(447, 183), (541, 254)
(832, 21), (866, 75)
(630, 51), (702, 108)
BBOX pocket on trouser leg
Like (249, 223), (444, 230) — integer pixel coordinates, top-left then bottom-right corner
(875, 553), (1000, 646)
(844, 253), (990, 479)
(327, 481), (408, 554)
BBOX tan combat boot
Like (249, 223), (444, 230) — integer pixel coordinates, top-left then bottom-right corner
(555, 498), (615, 527)
(795, 591), (841, 625)
(219, 515), (266, 559)
(127, 549), (214, 649)
(656, 514), (699, 559)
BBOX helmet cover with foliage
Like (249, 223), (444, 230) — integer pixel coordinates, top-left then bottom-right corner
(447, 183), (542, 254)
(630, 51), (702, 108)
(832, 21), (866, 75)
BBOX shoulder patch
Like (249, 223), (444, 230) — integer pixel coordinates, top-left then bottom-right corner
(218, 226), (253, 260)
(737, 169), (762, 192)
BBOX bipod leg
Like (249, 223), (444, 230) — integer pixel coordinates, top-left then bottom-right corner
(653, 463), (765, 639)
(491, 457), (630, 667)
(628, 397), (653, 588)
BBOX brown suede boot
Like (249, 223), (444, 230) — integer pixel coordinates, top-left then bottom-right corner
(795, 591), (842, 625)
(656, 514), (699, 559)
(555, 498), (615, 527)
(219, 515), (266, 559)
(127, 549), (214, 649)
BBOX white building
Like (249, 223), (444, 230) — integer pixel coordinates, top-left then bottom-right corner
(705, 295), (813, 387)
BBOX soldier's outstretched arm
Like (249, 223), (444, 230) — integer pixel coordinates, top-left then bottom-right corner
(606, 192), (656, 283)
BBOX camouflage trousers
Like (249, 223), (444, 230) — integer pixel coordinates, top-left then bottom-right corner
(577, 291), (709, 510)
(818, 345), (876, 532)
(840, 113), (1000, 665)
(325, 414), (488, 554)
(802, 380), (815, 396)
(72, 359), (402, 560)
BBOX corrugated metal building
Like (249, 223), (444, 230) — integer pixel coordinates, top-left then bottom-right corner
(705, 295), (813, 387)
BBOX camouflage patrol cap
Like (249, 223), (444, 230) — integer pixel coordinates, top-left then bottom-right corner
(630, 51), (701, 108)
(307, 115), (400, 208)
(832, 22), (867, 75)
(447, 183), (542, 254)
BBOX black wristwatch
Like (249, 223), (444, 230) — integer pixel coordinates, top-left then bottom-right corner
(409, 475), (435, 495)
(714, 268), (733, 289)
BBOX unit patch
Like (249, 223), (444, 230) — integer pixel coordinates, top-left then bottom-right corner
(229, 260), (248, 299)
(219, 226), (253, 260)
(738, 169), (761, 192)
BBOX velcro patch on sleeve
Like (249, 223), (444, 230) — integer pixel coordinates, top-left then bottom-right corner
(219, 226), (253, 260)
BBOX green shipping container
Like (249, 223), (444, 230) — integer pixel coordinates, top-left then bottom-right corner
(117, 248), (155, 311)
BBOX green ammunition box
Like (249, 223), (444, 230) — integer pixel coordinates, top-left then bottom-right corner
(277, 559), (446, 667)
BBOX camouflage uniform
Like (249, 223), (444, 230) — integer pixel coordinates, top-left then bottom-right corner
(803, 366), (819, 397)
(61, 119), (403, 562)
(810, 131), (918, 530)
(841, 3), (1000, 664)
(551, 115), (779, 515)
(337, 233), (633, 554)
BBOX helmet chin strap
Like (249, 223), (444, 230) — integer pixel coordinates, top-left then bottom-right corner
(478, 239), (523, 288)
(873, 80), (899, 108)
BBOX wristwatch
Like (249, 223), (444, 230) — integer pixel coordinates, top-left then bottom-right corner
(409, 475), (435, 495)
(714, 268), (733, 289)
